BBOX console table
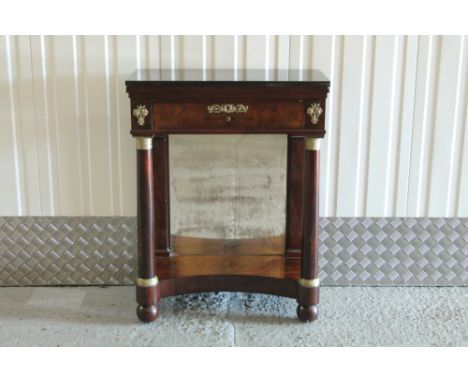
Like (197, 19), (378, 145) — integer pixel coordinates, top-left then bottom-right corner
(126, 69), (329, 323)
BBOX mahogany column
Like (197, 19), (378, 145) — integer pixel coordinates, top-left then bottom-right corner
(135, 136), (160, 323)
(297, 137), (321, 322)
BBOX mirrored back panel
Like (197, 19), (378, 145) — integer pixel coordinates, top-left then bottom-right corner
(169, 135), (287, 255)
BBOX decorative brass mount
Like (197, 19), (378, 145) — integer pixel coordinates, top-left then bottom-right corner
(306, 103), (323, 125)
(133, 105), (149, 126)
(207, 104), (249, 114)
(136, 276), (159, 287)
(298, 278), (320, 288)
(305, 138), (321, 151)
(135, 137), (153, 150)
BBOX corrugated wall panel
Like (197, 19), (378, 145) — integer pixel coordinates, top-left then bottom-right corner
(114, 36), (140, 216)
(407, 36), (441, 217)
(15, 36), (43, 216)
(179, 35), (204, 73)
(275, 36), (289, 75)
(41, 36), (84, 215)
(0, 36), (23, 215)
(455, 36), (468, 216)
(0, 37), (14, 213)
(394, 36), (419, 217)
(366, 35), (403, 217)
(458, 111), (468, 215)
(30, 36), (60, 216)
(1, 35), (467, 218)
(213, 35), (235, 72)
(428, 36), (467, 216)
(244, 35), (268, 74)
(322, 35), (344, 217)
(74, 35), (93, 215)
(81, 36), (114, 215)
(336, 36), (366, 216)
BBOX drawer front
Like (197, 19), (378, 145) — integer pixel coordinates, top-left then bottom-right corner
(151, 102), (305, 131)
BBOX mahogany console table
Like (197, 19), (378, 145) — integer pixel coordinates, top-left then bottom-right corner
(126, 69), (329, 323)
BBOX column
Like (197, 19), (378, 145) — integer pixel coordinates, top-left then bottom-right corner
(135, 136), (160, 323)
(297, 137), (321, 322)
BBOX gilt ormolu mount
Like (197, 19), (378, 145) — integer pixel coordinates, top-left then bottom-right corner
(126, 69), (329, 322)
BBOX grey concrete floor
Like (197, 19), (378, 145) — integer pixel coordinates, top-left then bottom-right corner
(0, 286), (467, 346)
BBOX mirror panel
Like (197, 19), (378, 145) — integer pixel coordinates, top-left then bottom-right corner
(169, 135), (287, 255)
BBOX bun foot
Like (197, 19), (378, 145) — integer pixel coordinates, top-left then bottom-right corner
(137, 304), (158, 323)
(297, 304), (318, 322)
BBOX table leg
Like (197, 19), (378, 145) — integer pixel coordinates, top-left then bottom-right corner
(135, 136), (160, 323)
(297, 137), (321, 322)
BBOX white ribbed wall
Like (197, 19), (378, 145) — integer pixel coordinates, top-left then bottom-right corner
(0, 35), (467, 217)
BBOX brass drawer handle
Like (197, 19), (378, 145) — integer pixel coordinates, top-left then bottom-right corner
(207, 104), (249, 114)
(307, 103), (323, 125)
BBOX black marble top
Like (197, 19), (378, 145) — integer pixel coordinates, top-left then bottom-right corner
(126, 69), (330, 85)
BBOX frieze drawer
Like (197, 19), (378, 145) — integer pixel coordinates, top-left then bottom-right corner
(151, 102), (306, 132)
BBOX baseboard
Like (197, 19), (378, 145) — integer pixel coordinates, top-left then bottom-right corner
(0, 217), (467, 286)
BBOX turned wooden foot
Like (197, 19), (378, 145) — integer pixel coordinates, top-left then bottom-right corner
(135, 278), (160, 323)
(297, 304), (319, 322)
(137, 304), (159, 323)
